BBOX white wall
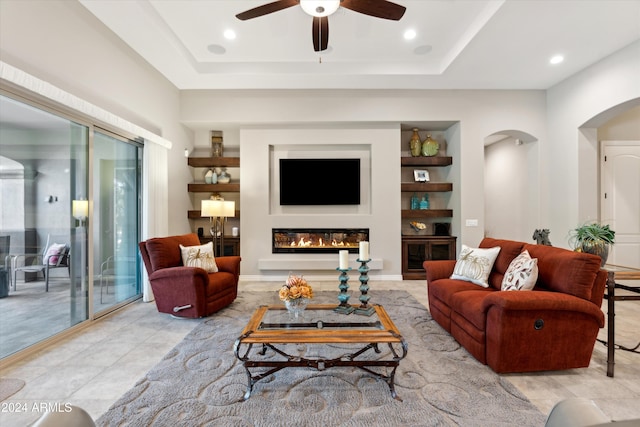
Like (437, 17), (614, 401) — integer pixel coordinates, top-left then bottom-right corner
(0, 0), (192, 234)
(485, 137), (540, 243)
(546, 41), (640, 248)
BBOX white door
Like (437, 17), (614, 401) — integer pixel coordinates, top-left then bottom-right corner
(601, 141), (640, 267)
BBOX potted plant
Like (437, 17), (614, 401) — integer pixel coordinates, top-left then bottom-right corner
(569, 221), (615, 267)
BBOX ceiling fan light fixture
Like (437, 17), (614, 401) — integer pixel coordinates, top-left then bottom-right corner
(300, 0), (340, 17)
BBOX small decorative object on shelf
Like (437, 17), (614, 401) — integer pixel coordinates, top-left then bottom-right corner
(422, 134), (439, 157)
(335, 266), (355, 314)
(419, 194), (430, 209)
(218, 169), (230, 184)
(414, 169), (430, 182)
(279, 274), (313, 319)
(411, 193), (419, 210)
(410, 221), (427, 233)
(204, 169), (213, 184)
(409, 128), (421, 157)
(211, 130), (223, 157)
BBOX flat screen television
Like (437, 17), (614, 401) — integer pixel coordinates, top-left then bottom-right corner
(279, 158), (361, 205)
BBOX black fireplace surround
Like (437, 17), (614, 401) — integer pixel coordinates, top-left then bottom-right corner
(272, 228), (369, 254)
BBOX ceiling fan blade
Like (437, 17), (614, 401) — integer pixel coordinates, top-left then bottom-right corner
(312, 16), (329, 52)
(341, 0), (406, 21)
(236, 0), (299, 21)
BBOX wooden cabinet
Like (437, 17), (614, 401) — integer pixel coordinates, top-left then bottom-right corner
(402, 236), (457, 280)
(198, 236), (240, 257)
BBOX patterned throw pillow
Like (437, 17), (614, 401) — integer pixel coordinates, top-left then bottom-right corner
(45, 243), (66, 265)
(179, 242), (218, 273)
(450, 245), (501, 288)
(501, 250), (538, 291)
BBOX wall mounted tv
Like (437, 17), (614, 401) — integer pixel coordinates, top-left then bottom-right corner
(279, 158), (361, 205)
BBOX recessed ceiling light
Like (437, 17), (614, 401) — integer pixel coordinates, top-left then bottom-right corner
(413, 45), (432, 55)
(207, 44), (226, 54)
(224, 29), (236, 40)
(549, 55), (564, 65)
(404, 29), (416, 40)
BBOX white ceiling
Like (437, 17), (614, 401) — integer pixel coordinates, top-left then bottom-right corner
(78, 1), (640, 90)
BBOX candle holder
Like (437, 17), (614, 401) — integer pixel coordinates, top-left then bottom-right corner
(354, 258), (375, 316)
(334, 267), (355, 314)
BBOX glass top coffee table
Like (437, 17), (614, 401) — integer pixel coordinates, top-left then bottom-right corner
(234, 303), (408, 402)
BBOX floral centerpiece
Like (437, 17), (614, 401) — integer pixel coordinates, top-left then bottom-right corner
(279, 274), (313, 318)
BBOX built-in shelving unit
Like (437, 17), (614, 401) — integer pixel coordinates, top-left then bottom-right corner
(400, 138), (456, 279)
(187, 154), (240, 256)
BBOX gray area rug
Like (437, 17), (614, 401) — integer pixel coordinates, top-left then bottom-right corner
(97, 291), (545, 426)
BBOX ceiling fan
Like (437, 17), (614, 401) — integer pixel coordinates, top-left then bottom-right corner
(236, 0), (406, 52)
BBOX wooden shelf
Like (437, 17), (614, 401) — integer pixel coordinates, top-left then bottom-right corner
(401, 209), (453, 218)
(188, 210), (240, 219)
(188, 157), (240, 167)
(400, 156), (452, 167)
(188, 182), (240, 192)
(401, 182), (453, 192)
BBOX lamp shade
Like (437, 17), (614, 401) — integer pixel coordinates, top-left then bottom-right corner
(300, 0), (340, 17)
(201, 199), (223, 217)
(72, 199), (89, 220)
(222, 200), (235, 218)
(202, 199), (235, 217)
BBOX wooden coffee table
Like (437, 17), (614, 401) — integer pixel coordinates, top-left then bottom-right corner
(233, 303), (408, 401)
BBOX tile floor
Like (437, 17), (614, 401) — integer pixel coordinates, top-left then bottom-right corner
(0, 280), (638, 426)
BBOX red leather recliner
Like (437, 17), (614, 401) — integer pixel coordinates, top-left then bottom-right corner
(139, 233), (240, 318)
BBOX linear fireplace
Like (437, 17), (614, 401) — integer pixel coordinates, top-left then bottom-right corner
(272, 228), (369, 254)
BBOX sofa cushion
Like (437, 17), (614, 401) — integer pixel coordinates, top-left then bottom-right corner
(524, 243), (601, 301)
(428, 278), (485, 306)
(180, 242), (218, 273)
(451, 245), (501, 288)
(480, 238), (526, 289)
(450, 289), (493, 332)
(145, 233), (201, 272)
(502, 250), (538, 291)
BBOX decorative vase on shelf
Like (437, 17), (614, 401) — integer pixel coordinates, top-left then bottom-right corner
(410, 193), (419, 210)
(211, 169), (218, 184)
(422, 134), (439, 157)
(409, 128), (422, 157)
(285, 298), (309, 319)
(419, 194), (430, 210)
(218, 170), (230, 184)
(204, 169), (213, 184)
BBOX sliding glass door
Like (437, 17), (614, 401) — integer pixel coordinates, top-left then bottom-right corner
(92, 130), (142, 313)
(0, 91), (143, 360)
(0, 94), (89, 357)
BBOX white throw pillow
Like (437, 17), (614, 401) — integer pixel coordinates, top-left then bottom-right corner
(450, 245), (501, 288)
(180, 242), (218, 273)
(501, 250), (538, 291)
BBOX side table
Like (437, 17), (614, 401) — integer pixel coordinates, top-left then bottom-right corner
(599, 264), (640, 377)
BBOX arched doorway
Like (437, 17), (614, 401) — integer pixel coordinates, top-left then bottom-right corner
(484, 130), (540, 243)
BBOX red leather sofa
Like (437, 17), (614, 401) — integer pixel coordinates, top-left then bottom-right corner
(424, 237), (607, 373)
(139, 233), (240, 318)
